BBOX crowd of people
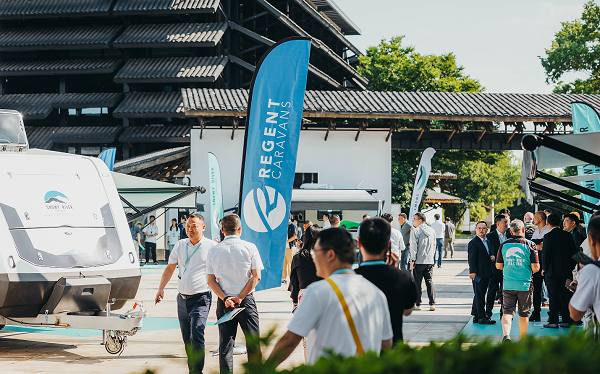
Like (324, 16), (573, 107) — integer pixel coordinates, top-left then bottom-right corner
(144, 206), (600, 373)
(468, 208), (600, 341)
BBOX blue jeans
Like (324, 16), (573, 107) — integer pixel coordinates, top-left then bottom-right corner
(435, 238), (444, 267)
(400, 248), (411, 270)
(177, 292), (212, 373)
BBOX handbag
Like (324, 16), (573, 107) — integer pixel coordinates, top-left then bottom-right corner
(325, 278), (364, 356)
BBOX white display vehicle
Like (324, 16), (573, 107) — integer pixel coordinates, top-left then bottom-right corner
(0, 109), (145, 354)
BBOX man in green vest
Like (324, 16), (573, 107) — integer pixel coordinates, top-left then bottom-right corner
(495, 219), (540, 341)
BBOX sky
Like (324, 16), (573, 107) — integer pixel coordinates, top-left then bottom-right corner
(338, 0), (591, 94)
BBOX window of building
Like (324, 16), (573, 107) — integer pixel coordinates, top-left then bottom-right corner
(293, 172), (319, 189)
(317, 210), (343, 221)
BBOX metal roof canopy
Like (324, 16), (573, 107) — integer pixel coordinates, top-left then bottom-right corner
(520, 133), (600, 212)
(423, 189), (462, 204)
(112, 172), (197, 209)
(290, 189), (381, 211)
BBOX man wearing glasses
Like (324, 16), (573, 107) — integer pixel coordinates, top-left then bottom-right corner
(468, 221), (496, 324)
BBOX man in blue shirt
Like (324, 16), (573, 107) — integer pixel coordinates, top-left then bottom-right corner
(496, 219), (540, 341)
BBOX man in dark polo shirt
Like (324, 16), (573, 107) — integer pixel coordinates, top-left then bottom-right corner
(355, 218), (417, 343)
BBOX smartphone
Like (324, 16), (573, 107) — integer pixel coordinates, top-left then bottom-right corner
(474, 275), (481, 283)
(565, 279), (577, 292)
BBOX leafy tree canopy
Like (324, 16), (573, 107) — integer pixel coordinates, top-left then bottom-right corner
(541, 1), (600, 94)
(359, 37), (520, 224)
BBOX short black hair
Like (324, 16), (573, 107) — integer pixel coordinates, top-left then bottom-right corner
(316, 227), (355, 264)
(329, 214), (340, 225)
(565, 213), (580, 225)
(221, 214), (241, 234)
(381, 213), (393, 223)
(150, 215), (155, 220)
(359, 218), (391, 256)
(535, 211), (547, 223)
(189, 212), (204, 222)
(547, 213), (561, 227)
(398, 213), (407, 219)
(476, 221), (487, 227)
(587, 216), (600, 244)
(414, 212), (426, 222)
(445, 217), (451, 222)
(499, 208), (511, 216)
(434, 214), (440, 220)
(363, 214), (370, 219)
(494, 214), (506, 224)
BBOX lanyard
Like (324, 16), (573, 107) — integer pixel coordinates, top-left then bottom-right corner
(498, 231), (506, 244)
(331, 268), (355, 275)
(185, 240), (202, 266)
(360, 260), (386, 267)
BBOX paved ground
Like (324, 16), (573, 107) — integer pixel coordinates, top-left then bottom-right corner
(0, 238), (572, 373)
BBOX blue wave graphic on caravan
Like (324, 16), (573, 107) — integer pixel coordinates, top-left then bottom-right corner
(44, 191), (69, 204)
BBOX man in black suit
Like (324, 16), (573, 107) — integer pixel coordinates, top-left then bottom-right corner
(563, 213), (585, 249)
(542, 213), (578, 328)
(485, 214), (511, 318)
(468, 221), (496, 324)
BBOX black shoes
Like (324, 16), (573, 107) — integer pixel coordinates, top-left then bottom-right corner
(478, 317), (496, 325)
(543, 323), (559, 328)
(559, 322), (572, 328)
(529, 314), (541, 322)
(473, 317), (478, 324)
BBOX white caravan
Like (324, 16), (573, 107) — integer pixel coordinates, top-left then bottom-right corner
(0, 110), (144, 354)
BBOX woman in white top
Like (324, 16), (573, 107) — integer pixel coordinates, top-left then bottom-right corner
(167, 218), (179, 261)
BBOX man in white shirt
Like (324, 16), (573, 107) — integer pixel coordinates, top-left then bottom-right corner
(206, 214), (264, 373)
(266, 227), (393, 367)
(143, 215), (159, 264)
(322, 213), (331, 229)
(570, 216), (600, 333)
(431, 214), (445, 269)
(155, 213), (215, 374)
(530, 211), (550, 321)
(381, 213), (404, 267)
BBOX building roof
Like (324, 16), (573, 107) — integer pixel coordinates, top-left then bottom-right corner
(113, 22), (227, 48)
(423, 189), (462, 204)
(0, 0), (114, 19)
(0, 59), (122, 76)
(0, 93), (122, 119)
(25, 126), (58, 149)
(119, 125), (191, 143)
(51, 126), (123, 144)
(112, 0), (220, 15)
(114, 146), (190, 173)
(114, 56), (228, 83)
(113, 92), (186, 118)
(310, 0), (361, 35)
(0, 25), (123, 51)
(182, 88), (600, 122)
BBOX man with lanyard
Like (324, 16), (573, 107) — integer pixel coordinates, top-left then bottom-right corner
(485, 214), (511, 319)
(143, 215), (159, 264)
(495, 219), (540, 341)
(266, 227), (392, 367)
(530, 211), (549, 322)
(468, 221), (496, 325)
(155, 213), (215, 374)
(206, 214), (264, 373)
(355, 218), (416, 344)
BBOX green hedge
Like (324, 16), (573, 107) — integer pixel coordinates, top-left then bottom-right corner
(245, 330), (600, 374)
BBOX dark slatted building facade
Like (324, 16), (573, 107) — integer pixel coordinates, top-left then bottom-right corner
(0, 0), (364, 160)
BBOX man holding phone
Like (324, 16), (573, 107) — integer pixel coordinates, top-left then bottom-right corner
(468, 221), (496, 324)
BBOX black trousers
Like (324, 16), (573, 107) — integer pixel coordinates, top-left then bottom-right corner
(145, 242), (157, 263)
(177, 293), (211, 374)
(413, 264), (436, 305)
(532, 271), (545, 316)
(216, 294), (261, 373)
(546, 276), (573, 324)
(486, 272), (503, 317)
(471, 277), (490, 321)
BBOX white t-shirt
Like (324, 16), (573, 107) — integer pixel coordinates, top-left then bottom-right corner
(531, 225), (550, 240)
(287, 273), (393, 365)
(143, 223), (158, 243)
(206, 235), (264, 297)
(570, 263), (600, 315)
(168, 227), (180, 245)
(168, 236), (215, 295)
(431, 220), (445, 239)
(323, 220), (331, 229)
(389, 227), (405, 257)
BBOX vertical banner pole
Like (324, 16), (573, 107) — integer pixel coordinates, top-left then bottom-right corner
(237, 37), (311, 291)
(408, 147), (436, 225)
(208, 152), (224, 239)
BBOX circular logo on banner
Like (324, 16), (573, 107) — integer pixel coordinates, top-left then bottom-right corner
(243, 186), (286, 232)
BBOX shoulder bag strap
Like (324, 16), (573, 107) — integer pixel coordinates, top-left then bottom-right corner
(325, 278), (364, 356)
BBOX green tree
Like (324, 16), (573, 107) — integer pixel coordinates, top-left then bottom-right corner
(359, 37), (519, 225)
(541, 1), (600, 94)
